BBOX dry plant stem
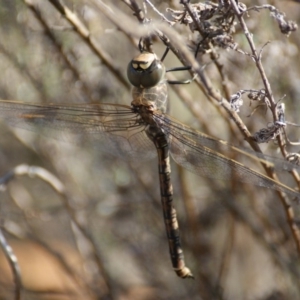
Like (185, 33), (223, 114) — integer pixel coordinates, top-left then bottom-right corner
(4, 185), (93, 297)
(9, 229), (92, 299)
(176, 167), (221, 298)
(47, 0), (130, 90)
(0, 43), (46, 100)
(170, 2), (275, 159)
(144, 0), (174, 25)
(229, 0), (300, 257)
(216, 215), (235, 298)
(88, 0), (137, 50)
(120, 0), (153, 52)
(122, 0), (145, 23)
(23, 0), (93, 101)
(176, 168), (198, 248)
(179, 0), (204, 35)
(165, 26), (259, 150)
(163, 47), (240, 151)
(209, 49), (231, 101)
(223, 193), (300, 287)
(4, 193), (91, 291)
(29, 237), (91, 296)
(0, 164), (114, 300)
(127, 0), (152, 52)
(180, 0), (237, 100)
(91, 0), (153, 52)
(0, 228), (22, 300)
(156, 0), (232, 101)
(174, 1), (299, 195)
(167, 74), (210, 134)
(62, 205), (114, 299)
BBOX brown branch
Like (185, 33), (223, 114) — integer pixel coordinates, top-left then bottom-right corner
(47, 0), (130, 90)
(222, 191), (300, 289)
(23, 0), (94, 101)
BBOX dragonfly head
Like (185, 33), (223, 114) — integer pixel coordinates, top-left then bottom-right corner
(127, 52), (166, 88)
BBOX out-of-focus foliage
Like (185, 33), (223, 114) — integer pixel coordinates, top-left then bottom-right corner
(0, 1), (299, 299)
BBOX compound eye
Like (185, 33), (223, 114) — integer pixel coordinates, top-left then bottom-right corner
(127, 52), (165, 88)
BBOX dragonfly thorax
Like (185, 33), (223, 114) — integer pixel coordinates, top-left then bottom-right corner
(131, 82), (168, 113)
(127, 51), (166, 88)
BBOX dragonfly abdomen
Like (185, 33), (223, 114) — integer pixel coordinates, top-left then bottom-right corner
(147, 125), (194, 278)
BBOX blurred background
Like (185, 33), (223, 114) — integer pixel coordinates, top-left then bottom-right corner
(0, 0), (299, 299)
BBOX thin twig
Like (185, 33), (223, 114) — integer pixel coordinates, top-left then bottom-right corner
(144, 0), (174, 25)
(23, 0), (93, 102)
(47, 0), (130, 90)
(0, 228), (22, 300)
(0, 43), (46, 100)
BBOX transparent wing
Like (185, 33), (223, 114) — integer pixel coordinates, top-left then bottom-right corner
(0, 100), (156, 160)
(153, 113), (300, 200)
(1, 100), (299, 199)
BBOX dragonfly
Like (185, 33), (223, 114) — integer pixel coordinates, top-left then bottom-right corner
(0, 47), (299, 279)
